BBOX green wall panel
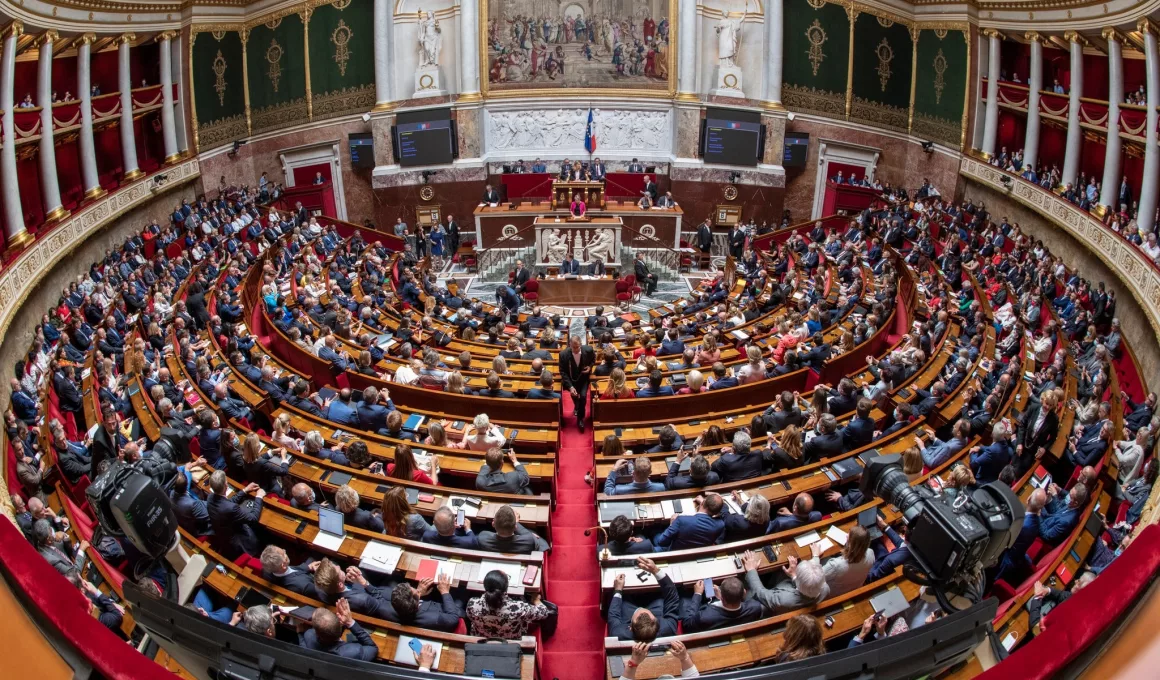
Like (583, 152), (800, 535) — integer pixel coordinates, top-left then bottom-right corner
(192, 30), (247, 150)
(247, 13), (308, 134)
(849, 12), (911, 132)
(913, 28), (968, 147)
(309, 0), (375, 121)
(782, 0), (850, 120)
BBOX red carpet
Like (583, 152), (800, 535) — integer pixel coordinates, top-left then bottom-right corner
(541, 393), (606, 680)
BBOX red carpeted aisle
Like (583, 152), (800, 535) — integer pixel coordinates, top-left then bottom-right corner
(541, 393), (607, 680)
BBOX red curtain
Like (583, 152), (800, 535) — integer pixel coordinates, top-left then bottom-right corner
(55, 140), (84, 209)
(17, 155), (45, 229)
(1122, 153), (1145, 209)
(997, 111), (1025, 153)
(292, 163), (332, 186)
(1078, 136), (1106, 186)
(95, 126), (123, 187)
(134, 112), (164, 172)
(50, 57), (78, 101)
(12, 60), (36, 105)
(130, 43), (160, 88)
(1038, 125), (1067, 169)
(91, 51), (119, 96)
(1124, 60), (1147, 99)
(1083, 55), (1109, 100)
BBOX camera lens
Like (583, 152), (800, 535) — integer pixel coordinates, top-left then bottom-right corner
(860, 454), (923, 516)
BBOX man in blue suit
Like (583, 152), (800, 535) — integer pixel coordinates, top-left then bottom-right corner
(659, 330), (685, 357)
(867, 519), (914, 580)
(172, 473), (211, 536)
(355, 386), (393, 434)
(635, 370), (674, 397)
(605, 456), (666, 495)
(608, 557), (679, 641)
(560, 252), (582, 275)
(525, 370), (561, 399)
(839, 398), (876, 451)
(1039, 483), (1087, 546)
(9, 378), (38, 424)
(970, 422), (1014, 484)
(707, 363), (738, 390)
(318, 336), (351, 372)
(681, 575), (763, 632)
(653, 494), (725, 551)
(206, 470), (264, 559)
(992, 488), (1046, 584)
(299, 601), (379, 660)
(768, 493), (822, 533)
(325, 388), (362, 427)
(420, 507), (481, 549)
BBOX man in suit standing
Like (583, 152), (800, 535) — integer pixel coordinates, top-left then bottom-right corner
(608, 557), (679, 641)
(590, 157), (607, 180)
(511, 259), (531, 293)
(634, 252), (658, 296)
(446, 214), (460, 255)
(727, 223), (745, 259)
(685, 216), (709, 256)
(653, 494), (725, 551)
(627, 158), (645, 173)
(681, 576), (763, 632)
(558, 334), (595, 431)
(481, 184), (501, 204)
(560, 251), (582, 275)
(642, 175), (658, 201)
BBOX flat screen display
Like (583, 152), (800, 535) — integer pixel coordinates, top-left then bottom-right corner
(394, 109), (455, 167)
(784, 132), (810, 168)
(349, 132), (374, 168)
(701, 107), (762, 167)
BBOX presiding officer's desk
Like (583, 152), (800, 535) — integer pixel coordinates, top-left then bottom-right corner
(472, 202), (684, 251)
(532, 275), (620, 306)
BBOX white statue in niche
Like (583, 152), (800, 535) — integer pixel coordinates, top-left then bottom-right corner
(716, 13), (742, 68)
(417, 10), (442, 67)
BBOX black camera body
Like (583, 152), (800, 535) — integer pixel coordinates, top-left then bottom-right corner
(860, 454), (1024, 585)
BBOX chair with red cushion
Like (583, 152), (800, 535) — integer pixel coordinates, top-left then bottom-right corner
(523, 278), (540, 303)
(624, 273), (642, 301)
(615, 279), (631, 303)
(678, 240), (693, 272)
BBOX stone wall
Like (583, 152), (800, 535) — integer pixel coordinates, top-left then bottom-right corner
(0, 173), (200, 414)
(782, 116), (962, 221)
(962, 177), (1159, 389)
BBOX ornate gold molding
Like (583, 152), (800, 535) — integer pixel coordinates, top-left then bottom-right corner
(115, 33), (135, 46)
(1138, 18), (1159, 36)
(155, 31), (177, 43)
(1064, 30), (1091, 48)
(981, 28), (1006, 41)
(4, 21), (24, 39)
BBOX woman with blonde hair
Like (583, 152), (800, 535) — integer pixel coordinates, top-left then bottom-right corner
(695, 334), (721, 365)
(771, 424), (804, 470)
(492, 355), (510, 375)
(901, 446), (924, 481)
(601, 367), (635, 399)
(677, 369), (707, 394)
(738, 344), (767, 385)
(241, 433), (290, 496)
(425, 420), (449, 447)
(271, 413), (300, 452)
(444, 371), (473, 395)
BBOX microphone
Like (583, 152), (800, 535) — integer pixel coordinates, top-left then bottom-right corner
(584, 525), (612, 561)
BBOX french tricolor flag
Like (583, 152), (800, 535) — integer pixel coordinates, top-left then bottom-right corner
(584, 108), (597, 154)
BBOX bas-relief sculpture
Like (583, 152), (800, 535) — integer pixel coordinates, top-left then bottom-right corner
(538, 225), (618, 263)
(486, 0), (671, 91)
(486, 108), (670, 154)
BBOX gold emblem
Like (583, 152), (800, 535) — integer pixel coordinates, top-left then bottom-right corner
(332, 20), (353, 77)
(212, 50), (228, 105)
(934, 28), (948, 39)
(266, 39), (284, 92)
(806, 20), (828, 77)
(420, 186), (435, 201)
(875, 39), (894, 92)
(806, 0), (826, 8)
(211, 30), (227, 41)
(933, 49), (947, 105)
(332, 0), (352, 8)
(723, 185), (739, 201)
(877, 17), (894, 28)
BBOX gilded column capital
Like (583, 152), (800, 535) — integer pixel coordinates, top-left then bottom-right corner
(4, 21), (24, 39)
(1137, 18), (1159, 36)
(155, 31), (177, 43)
(78, 33), (97, 45)
(1064, 31), (1090, 48)
(1102, 27), (1127, 44)
(115, 33), (136, 46)
(981, 28), (1006, 41)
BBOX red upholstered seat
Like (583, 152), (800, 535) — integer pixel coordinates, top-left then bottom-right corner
(335, 373), (350, 389)
(523, 279), (540, 302)
(615, 279), (631, 302)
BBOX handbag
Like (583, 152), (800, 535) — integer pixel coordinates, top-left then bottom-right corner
(464, 639), (522, 678)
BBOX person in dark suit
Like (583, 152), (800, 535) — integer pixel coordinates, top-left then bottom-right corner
(723, 494), (771, 542)
(511, 259), (531, 292)
(525, 370), (561, 399)
(763, 391), (804, 434)
(727, 225), (745, 259)
(634, 252), (658, 296)
(711, 431), (774, 482)
(839, 398), (876, 451)
(260, 545), (320, 599)
(653, 494), (725, 551)
(970, 423), (1015, 485)
(665, 452), (720, 490)
(383, 575), (461, 632)
(601, 515), (655, 555)
(560, 252), (582, 275)
(206, 470), (264, 559)
(627, 158), (645, 173)
(421, 506), (481, 549)
(336, 485), (385, 532)
(991, 488), (1046, 584)
(477, 505), (549, 553)
(172, 473), (211, 535)
(696, 219), (713, 256)
(558, 334), (596, 430)
(1013, 392), (1060, 476)
(588, 257), (606, 276)
(299, 601), (379, 660)
(89, 406), (121, 477)
(768, 493), (822, 533)
(590, 158), (607, 180)
(659, 329), (685, 357)
(475, 448), (533, 495)
(800, 333), (833, 371)
(642, 175), (658, 201)
(481, 184), (501, 204)
(354, 386), (392, 435)
(803, 414), (845, 463)
(1039, 482), (1087, 545)
(53, 365), (86, 430)
(681, 576), (763, 633)
(608, 557), (679, 641)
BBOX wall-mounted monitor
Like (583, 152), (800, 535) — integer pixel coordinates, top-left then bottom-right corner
(783, 132), (810, 168)
(700, 107), (763, 167)
(392, 108), (457, 168)
(349, 132), (374, 169)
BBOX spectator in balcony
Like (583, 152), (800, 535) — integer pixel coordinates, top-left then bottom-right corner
(1052, 79), (1065, 94)
(17, 93), (34, 108)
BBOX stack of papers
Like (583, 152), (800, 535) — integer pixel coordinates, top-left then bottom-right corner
(794, 531), (822, 548)
(312, 531), (345, 551)
(359, 541), (403, 575)
(825, 526), (849, 546)
(478, 560), (523, 583)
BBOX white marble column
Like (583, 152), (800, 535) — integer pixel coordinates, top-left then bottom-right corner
(981, 29), (1002, 157)
(459, 0), (481, 100)
(77, 34), (103, 200)
(762, 0), (784, 107)
(373, 0), (395, 109)
(676, 0), (698, 100)
(157, 31), (179, 163)
(1023, 33), (1044, 171)
(117, 34), (142, 180)
(36, 31), (66, 222)
(1138, 20), (1160, 233)
(1099, 30), (1125, 212)
(171, 33), (189, 153)
(0, 22), (28, 250)
(1061, 32), (1085, 187)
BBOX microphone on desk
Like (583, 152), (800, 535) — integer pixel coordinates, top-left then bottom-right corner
(584, 525), (612, 561)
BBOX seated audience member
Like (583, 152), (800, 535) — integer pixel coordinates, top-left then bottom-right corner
(681, 575), (763, 632)
(476, 447), (533, 495)
(724, 493), (771, 542)
(647, 424), (685, 453)
(458, 413), (507, 451)
(769, 492), (821, 532)
(804, 414), (845, 463)
(665, 449), (720, 489)
(605, 455), (666, 495)
(335, 484), (384, 532)
(712, 430), (774, 482)
(206, 470), (264, 559)
(653, 493), (725, 551)
(740, 548), (830, 614)
(601, 515), (655, 555)
(775, 615), (827, 663)
(32, 519), (86, 575)
(992, 488), (1046, 584)
(970, 422), (1015, 484)
(384, 573), (460, 632)
(467, 570), (551, 638)
(300, 600), (379, 660)
(380, 486), (431, 540)
(526, 369), (560, 399)
(259, 545), (320, 598)
(1039, 482), (1087, 545)
(478, 504), (549, 553)
(918, 419), (970, 469)
(311, 559), (390, 616)
(635, 369), (675, 397)
(608, 557), (679, 641)
(822, 526), (874, 596)
(421, 506), (481, 549)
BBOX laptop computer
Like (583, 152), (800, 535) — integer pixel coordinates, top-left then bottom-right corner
(318, 507), (346, 540)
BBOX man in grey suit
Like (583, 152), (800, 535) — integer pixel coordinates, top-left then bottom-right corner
(32, 519), (87, 575)
(475, 448), (533, 495)
(740, 546), (830, 614)
(477, 505), (549, 553)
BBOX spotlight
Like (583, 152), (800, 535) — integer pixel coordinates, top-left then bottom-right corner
(921, 141), (934, 153)
(361, 112), (371, 123)
(421, 170), (437, 184)
(729, 171), (741, 184)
